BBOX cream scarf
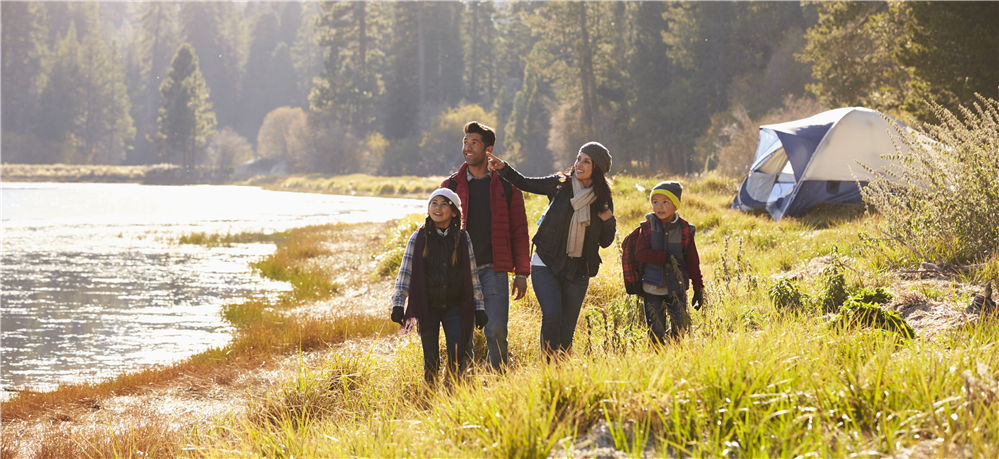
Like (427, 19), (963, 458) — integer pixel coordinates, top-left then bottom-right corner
(566, 176), (596, 258)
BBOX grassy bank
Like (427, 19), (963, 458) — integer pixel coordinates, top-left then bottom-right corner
(2, 172), (997, 458)
(177, 173), (997, 458)
(244, 172), (446, 200)
(0, 164), (443, 197)
(1, 163), (156, 183)
(0, 222), (400, 458)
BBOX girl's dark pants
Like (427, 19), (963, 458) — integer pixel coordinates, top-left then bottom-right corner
(643, 291), (690, 344)
(421, 305), (468, 383)
(532, 265), (590, 357)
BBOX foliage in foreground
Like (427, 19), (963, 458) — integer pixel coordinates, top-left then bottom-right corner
(862, 94), (999, 268)
(187, 313), (998, 458)
(179, 172), (998, 458)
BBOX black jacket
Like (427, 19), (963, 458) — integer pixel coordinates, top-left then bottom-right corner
(497, 164), (616, 279)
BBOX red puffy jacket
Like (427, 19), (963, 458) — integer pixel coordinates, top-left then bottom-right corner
(442, 164), (531, 276)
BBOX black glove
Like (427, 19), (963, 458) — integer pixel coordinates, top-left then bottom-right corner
(475, 310), (489, 329)
(391, 306), (404, 325)
(691, 289), (705, 311)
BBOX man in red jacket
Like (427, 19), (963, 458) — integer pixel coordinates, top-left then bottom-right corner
(442, 121), (530, 370)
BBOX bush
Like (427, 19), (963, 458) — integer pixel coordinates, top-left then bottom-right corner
(371, 217), (422, 280)
(377, 183), (395, 195)
(769, 278), (807, 311)
(861, 95), (999, 265)
(848, 287), (894, 305)
(831, 300), (915, 340)
(818, 252), (848, 313)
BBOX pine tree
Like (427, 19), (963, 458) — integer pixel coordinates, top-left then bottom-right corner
(78, 27), (134, 164)
(153, 43), (217, 170)
(1, 2), (49, 135)
(799, 2), (910, 112)
(126, 2), (178, 164)
(503, 66), (554, 175)
(34, 22), (85, 163)
(311, 1), (386, 136)
(291, 3), (323, 109)
(464, 1), (496, 105)
(179, 3), (242, 133)
(621, 1), (675, 173)
(238, 9), (283, 141)
(382, 3), (420, 140)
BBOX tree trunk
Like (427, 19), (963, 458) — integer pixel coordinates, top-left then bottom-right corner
(417, 1), (426, 107)
(578, 2), (595, 138)
(357, 2), (367, 73)
(469, 1), (479, 102)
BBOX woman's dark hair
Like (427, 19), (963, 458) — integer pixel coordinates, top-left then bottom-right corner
(424, 202), (463, 265)
(559, 165), (613, 208)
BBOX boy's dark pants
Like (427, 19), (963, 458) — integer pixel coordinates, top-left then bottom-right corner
(421, 305), (469, 383)
(642, 291), (690, 344)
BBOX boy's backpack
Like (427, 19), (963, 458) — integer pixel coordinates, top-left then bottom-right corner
(621, 226), (643, 295)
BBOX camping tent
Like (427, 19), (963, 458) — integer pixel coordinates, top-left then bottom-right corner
(731, 107), (911, 220)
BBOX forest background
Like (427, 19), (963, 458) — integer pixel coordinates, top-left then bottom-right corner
(2, 1), (996, 179)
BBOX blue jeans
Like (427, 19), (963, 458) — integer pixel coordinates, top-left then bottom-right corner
(643, 291), (690, 344)
(421, 306), (468, 384)
(477, 266), (510, 369)
(531, 265), (590, 357)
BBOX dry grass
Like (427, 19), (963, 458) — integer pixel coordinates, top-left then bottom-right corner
(0, 220), (402, 459)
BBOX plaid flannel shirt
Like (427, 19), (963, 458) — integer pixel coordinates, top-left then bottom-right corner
(391, 228), (485, 311)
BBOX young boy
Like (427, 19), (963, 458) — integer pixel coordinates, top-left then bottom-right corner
(634, 181), (704, 343)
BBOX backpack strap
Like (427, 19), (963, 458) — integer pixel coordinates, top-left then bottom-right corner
(450, 174), (513, 207)
(500, 176), (513, 207)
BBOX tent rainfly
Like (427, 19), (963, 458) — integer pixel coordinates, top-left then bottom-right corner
(731, 107), (911, 220)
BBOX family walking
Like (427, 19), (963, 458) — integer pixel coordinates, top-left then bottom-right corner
(391, 121), (704, 384)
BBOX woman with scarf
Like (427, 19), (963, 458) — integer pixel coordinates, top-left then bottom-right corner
(486, 142), (616, 359)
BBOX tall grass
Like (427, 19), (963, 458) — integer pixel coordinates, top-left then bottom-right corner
(191, 313), (998, 457)
(183, 171), (997, 458)
(5, 165), (997, 457)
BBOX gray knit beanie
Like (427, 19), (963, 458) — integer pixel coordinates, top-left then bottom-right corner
(650, 181), (683, 209)
(579, 142), (611, 174)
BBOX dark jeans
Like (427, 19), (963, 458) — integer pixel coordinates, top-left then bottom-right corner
(643, 291), (690, 344)
(477, 267), (510, 369)
(532, 265), (590, 357)
(421, 305), (468, 384)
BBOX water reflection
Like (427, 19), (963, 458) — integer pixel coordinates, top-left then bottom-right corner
(1, 183), (423, 392)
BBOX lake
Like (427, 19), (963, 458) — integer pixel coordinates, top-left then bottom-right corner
(1, 182), (424, 393)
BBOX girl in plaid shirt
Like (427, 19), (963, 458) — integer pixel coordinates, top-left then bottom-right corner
(391, 188), (485, 384)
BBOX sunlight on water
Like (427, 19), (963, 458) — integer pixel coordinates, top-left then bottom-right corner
(1, 183), (424, 394)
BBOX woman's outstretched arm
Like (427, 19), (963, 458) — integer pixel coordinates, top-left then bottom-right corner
(487, 152), (561, 197)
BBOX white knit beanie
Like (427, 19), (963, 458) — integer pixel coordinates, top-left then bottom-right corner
(428, 188), (462, 209)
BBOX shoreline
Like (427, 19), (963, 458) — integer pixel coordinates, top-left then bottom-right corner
(1, 163), (446, 200)
(0, 219), (406, 458)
